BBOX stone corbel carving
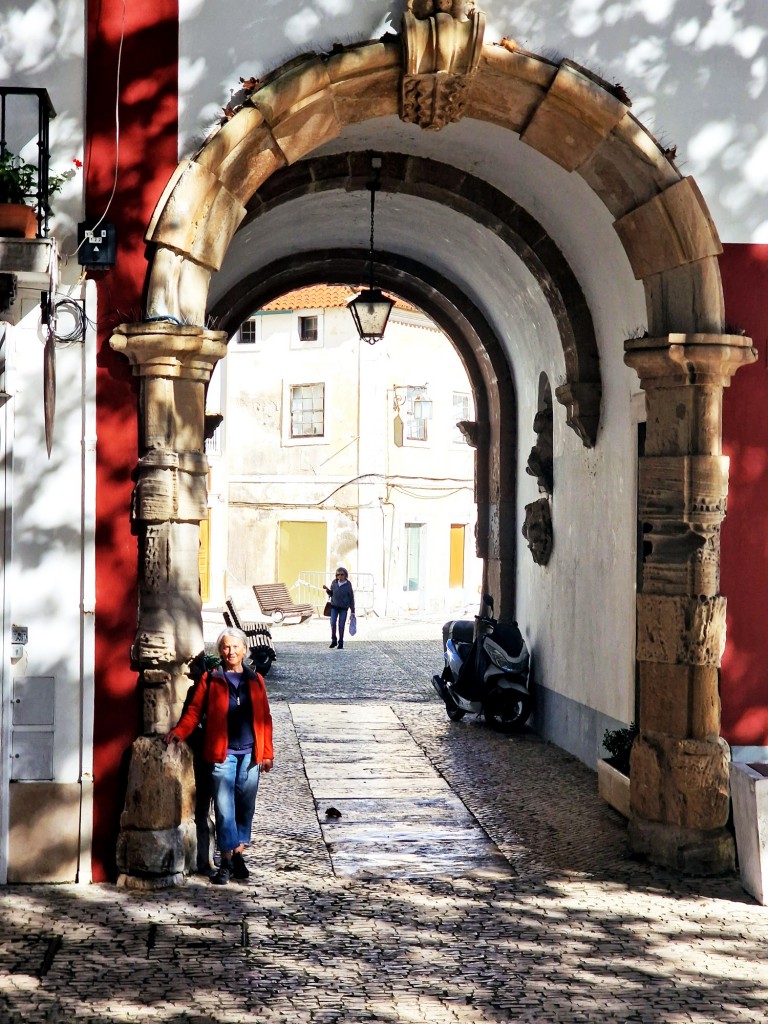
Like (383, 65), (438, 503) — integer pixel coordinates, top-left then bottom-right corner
(456, 418), (489, 448)
(522, 497), (553, 566)
(554, 380), (601, 448)
(401, 1), (486, 130)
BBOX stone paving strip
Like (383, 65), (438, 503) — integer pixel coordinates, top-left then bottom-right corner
(0, 640), (767, 1023)
(291, 703), (509, 879)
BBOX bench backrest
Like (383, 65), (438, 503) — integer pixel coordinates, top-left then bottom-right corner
(253, 583), (295, 612)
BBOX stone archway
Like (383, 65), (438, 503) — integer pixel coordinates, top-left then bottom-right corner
(112, 7), (756, 884)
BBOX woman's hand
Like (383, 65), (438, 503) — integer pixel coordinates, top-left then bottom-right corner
(163, 732), (180, 745)
(262, 758), (274, 773)
(323, 584), (331, 594)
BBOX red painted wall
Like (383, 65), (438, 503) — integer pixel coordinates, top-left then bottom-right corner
(87, 0), (179, 880)
(720, 243), (768, 750)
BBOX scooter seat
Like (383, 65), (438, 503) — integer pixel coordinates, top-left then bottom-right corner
(442, 619), (474, 648)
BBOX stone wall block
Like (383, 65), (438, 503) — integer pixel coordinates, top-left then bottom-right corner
(120, 736), (195, 830)
(631, 733), (731, 830)
(142, 670), (173, 735)
(641, 385), (724, 457)
(638, 662), (720, 739)
(636, 593), (726, 666)
(520, 61), (629, 172)
(116, 821), (196, 881)
(644, 257), (726, 336)
(638, 456), (729, 525)
(614, 177), (722, 279)
(135, 466), (178, 521)
(628, 817), (735, 875)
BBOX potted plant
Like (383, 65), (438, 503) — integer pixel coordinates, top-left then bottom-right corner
(0, 150), (38, 237)
(597, 722), (637, 818)
(0, 151), (81, 238)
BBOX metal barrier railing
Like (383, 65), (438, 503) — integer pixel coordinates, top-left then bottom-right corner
(292, 571), (375, 614)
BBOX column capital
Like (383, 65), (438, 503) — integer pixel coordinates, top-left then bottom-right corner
(624, 332), (756, 389)
(110, 321), (228, 381)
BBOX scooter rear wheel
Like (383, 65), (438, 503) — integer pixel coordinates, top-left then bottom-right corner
(485, 692), (531, 733)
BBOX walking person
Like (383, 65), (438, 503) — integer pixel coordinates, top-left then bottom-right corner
(164, 628), (274, 885)
(323, 567), (355, 650)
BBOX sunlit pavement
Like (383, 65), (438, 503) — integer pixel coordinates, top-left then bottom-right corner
(1, 626), (767, 1023)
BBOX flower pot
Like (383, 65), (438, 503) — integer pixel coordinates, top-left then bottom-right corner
(730, 760), (768, 905)
(0, 203), (38, 238)
(597, 758), (631, 818)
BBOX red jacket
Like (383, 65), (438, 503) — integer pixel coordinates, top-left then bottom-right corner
(169, 666), (274, 765)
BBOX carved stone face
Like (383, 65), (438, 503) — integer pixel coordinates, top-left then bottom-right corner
(522, 498), (553, 566)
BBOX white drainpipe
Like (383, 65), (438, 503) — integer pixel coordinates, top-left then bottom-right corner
(0, 325), (13, 885)
(78, 281), (97, 884)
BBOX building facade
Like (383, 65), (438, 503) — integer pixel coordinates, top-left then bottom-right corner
(205, 285), (482, 618)
(0, 1), (767, 883)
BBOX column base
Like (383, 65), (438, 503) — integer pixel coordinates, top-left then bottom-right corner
(629, 816), (735, 875)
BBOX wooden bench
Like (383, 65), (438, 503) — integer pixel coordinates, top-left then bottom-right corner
(223, 598), (276, 675)
(252, 583), (314, 625)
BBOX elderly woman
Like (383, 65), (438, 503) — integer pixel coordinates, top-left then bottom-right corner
(165, 628), (274, 886)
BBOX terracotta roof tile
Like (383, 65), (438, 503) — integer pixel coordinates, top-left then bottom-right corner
(260, 285), (417, 312)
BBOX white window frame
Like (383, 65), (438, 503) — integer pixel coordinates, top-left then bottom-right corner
(282, 380), (330, 447)
(290, 309), (324, 350)
(236, 316), (260, 345)
(452, 392), (470, 444)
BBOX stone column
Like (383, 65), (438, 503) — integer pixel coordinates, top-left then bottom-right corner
(624, 332), (756, 874)
(110, 322), (228, 887)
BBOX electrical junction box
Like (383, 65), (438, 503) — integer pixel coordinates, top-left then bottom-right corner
(77, 221), (116, 269)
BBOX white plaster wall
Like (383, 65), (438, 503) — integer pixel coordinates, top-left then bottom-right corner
(0, 0), (87, 785)
(179, 0), (768, 243)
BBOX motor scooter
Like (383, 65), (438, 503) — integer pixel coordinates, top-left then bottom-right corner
(432, 594), (532, 732)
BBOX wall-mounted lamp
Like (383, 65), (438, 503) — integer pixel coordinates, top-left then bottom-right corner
(348, 157), (393, 345)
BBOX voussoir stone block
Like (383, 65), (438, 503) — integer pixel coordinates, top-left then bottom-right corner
(327, 41), (400, 126)
(216, 125), (286, 203)
(146, 160), (247, 271)
(614, 177), (722, 279)
(120, 736), (195, 831)
(636, 593), (726, 666)
(145, 247), (212, 325)
(520, 61), (629, 172)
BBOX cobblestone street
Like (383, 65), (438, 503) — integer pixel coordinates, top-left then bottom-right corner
(1, 630), (767, 1022)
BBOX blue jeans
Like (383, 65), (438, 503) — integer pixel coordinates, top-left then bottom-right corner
(330, 607), (348, 642)
(210, 753), (261, 853)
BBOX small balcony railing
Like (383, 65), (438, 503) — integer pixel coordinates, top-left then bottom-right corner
(0, 87), (56, 238)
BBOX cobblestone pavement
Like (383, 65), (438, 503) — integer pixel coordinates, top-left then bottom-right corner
(1, 637), (767, 1023)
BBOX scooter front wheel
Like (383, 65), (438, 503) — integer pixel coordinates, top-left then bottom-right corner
(445, 692), (466, 722)
(484, 692), (531, 733)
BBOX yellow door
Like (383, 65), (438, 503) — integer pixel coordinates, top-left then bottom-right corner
(449, 524), (465, 589)
(199, 513), (211, 604)
(279, 521), (327, 598)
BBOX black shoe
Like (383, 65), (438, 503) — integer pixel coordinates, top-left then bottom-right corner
(231, 851), (249, 880)
(210, 859), (233, 885)
(329, 639), (337, 648)
(337, 641), (344, 650)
